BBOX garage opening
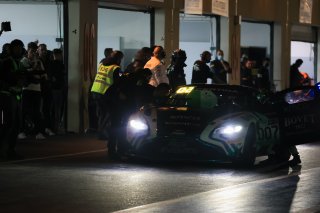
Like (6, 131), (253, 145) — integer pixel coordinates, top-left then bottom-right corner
(291, 25), (317, 84)
(97, 7), (151, 69)
(179, 14), (217, 84)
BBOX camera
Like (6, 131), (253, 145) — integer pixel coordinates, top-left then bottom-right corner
(0, 21), (11, 36)
(1, 21), (11, 31)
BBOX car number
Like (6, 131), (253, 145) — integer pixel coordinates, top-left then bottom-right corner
(257, 125), (279, 141)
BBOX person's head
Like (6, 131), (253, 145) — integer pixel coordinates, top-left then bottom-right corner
(1, 43), (10, 54)
(240, 54), (248, 66)
(104, 48), (113, 58)
(53, 48), (63, 61)
(10, 39), (25, 59)
(153, 45), (166, 60)
(200, 51), (211, 63)
(216, 49), (224, 61)
(109, 50), (124, 65)
(27, 42), (38, 52)
(295, 59), (303, 67)
(135, 47), (152, 63)
(245, 59), (254, 69)
(37, 43), (47, 58)
(26, 42), (38, 59)
(141, 47), (152, 61)
(27, 48), (37, 60)
(171, 49), (187, 66)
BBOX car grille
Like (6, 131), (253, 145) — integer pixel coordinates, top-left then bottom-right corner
(157, 108), (210, 136)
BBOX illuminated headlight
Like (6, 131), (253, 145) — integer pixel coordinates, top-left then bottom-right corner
(129, 119), (148, 132)
(212, 124), (243, 139)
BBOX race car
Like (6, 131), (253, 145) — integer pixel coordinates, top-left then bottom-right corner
(124, 83), (320, 166)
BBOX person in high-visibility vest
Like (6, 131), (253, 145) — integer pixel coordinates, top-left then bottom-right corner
(90, 50), (124, 141)
(0, 39), (26, 160)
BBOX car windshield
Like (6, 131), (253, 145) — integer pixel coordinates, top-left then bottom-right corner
(284, 89), (315, 104)
(168, 86), (250, 109)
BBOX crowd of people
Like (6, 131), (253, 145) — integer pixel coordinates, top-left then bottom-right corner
(0, 39), (66, 160)
(1, 40), (307, 165)
(190, 49), (275, 92)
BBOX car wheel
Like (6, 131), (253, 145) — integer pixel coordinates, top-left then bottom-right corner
(234, 124), (256, 167)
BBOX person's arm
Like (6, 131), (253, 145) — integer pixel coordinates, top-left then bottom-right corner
(112, 67), (122, 84)
(221, 60), (231, 73)
(205, 64), (215, 79)
(154, 64), (169, 85)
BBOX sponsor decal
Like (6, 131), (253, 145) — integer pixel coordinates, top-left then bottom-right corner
(168, 114), (201, 121)
(284, 114), (320, 130)
(176, 86), (195, 94)
(164, 114), (202, 128)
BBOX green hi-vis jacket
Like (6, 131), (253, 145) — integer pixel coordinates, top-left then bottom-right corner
(91, 64), (119, 95)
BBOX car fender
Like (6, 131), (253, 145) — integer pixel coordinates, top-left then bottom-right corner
(199, 111), (267, 157)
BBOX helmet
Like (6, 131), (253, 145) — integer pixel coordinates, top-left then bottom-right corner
(171, 49), (187, 63)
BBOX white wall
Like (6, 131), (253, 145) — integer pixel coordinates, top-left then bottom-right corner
(241, 22), (271, 56)
(179, 15), (217, 84)
(179, 42), (212, 84)
(97, 8), (150, 68)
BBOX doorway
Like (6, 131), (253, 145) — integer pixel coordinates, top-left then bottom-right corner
(179, 14), (217, 84)
(97, 8), (151, 69)
(291, 41), (316, 84)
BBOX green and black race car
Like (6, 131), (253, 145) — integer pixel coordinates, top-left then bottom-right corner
(125, 83), (320, 166)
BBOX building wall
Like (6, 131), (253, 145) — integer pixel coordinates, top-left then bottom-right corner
(68, 0), (98, 132)
(67, 0), (320, 132)
(238, 0), (283, 22)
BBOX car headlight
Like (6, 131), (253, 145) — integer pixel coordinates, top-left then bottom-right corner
(211, 124), (243, 139)
(129, 119), (148, 132)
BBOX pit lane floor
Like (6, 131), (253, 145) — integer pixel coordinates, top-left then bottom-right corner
(0, 134), (320, 213)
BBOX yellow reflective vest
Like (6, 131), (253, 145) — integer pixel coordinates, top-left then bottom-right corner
(91, 64), (120, 94)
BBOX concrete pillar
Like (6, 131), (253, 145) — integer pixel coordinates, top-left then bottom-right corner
(317, 28), (320, 83)
(154, 0), (180, 65)
(154, 8), (165, 47)
(280, 0), (291, 90)
(67, 0), (98, 133)
(273, 23), (283, 90)
(220, 17), (229, 62)
(228, 0), (241, 85)
(274, 0), (291, 90)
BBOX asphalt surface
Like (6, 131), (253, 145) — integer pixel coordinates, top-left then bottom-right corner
(1, 133), (320, 213)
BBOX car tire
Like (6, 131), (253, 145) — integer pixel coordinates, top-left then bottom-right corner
(234, 124), (256, 167)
